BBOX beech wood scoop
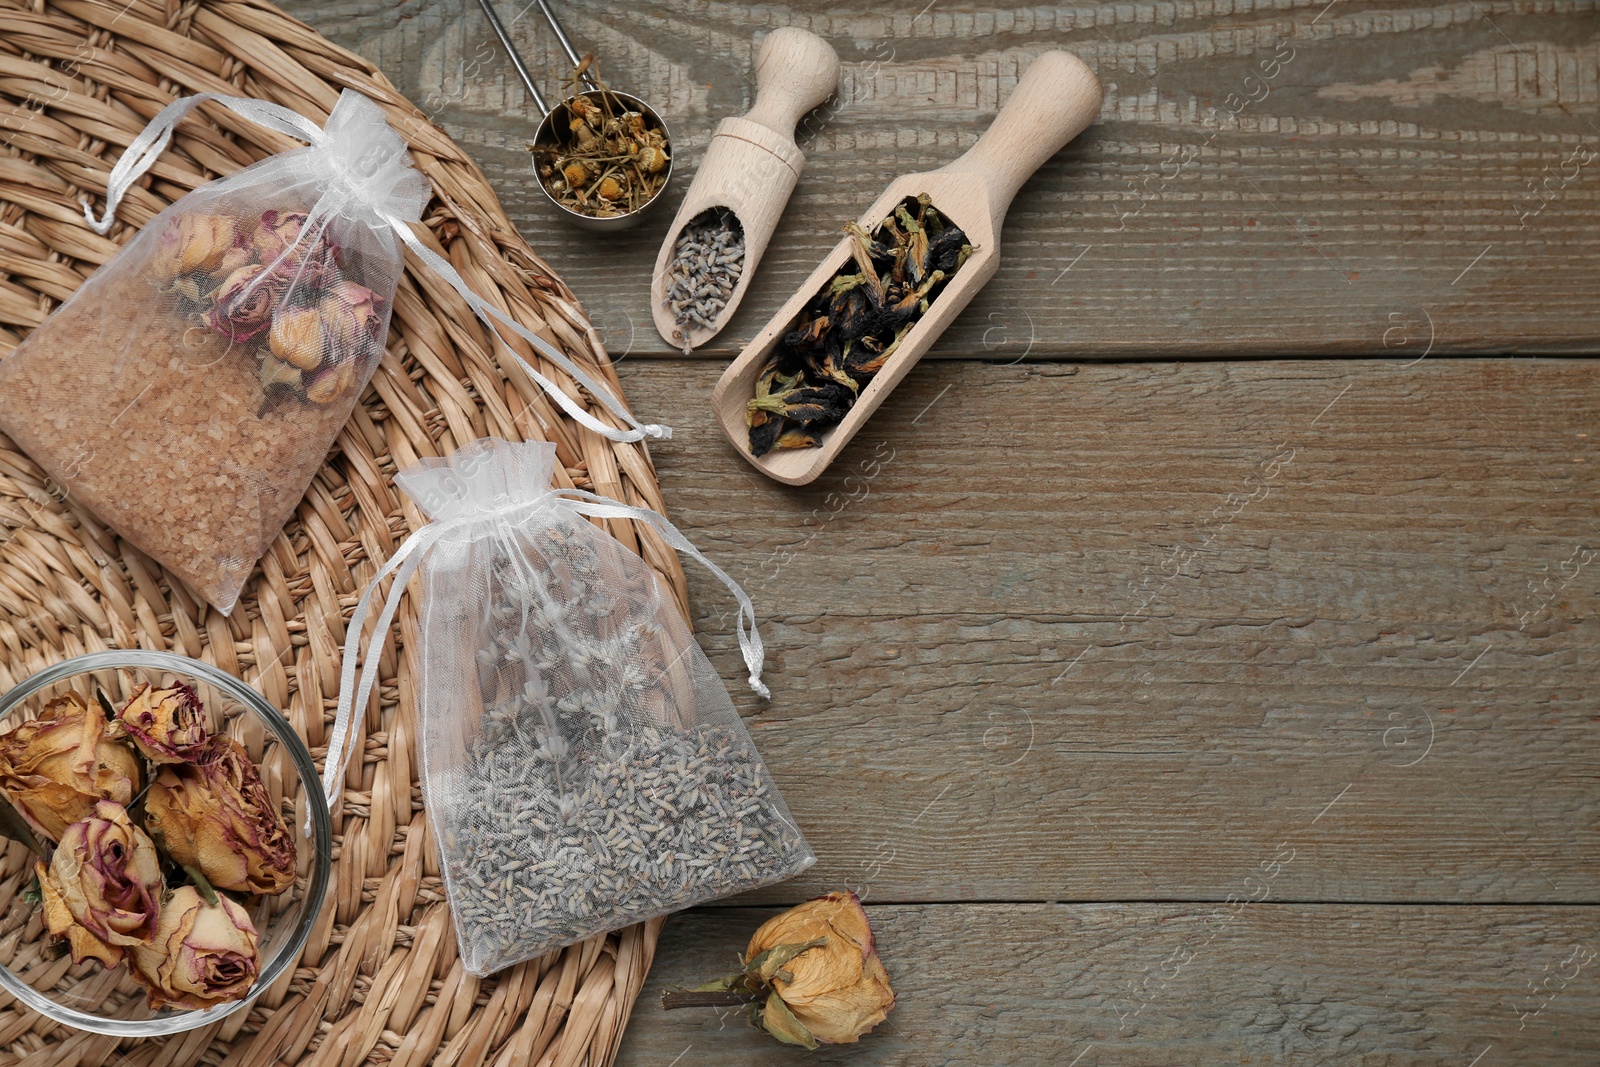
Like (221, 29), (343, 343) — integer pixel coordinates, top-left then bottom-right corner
(651, 28), (841, 351)
(710, 50), (1104, 486)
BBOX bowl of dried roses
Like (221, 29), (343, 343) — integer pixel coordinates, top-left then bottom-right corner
(0, 651), (331, 1036)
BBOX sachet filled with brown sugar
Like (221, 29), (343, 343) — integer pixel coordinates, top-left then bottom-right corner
(0, 91), (428, 613)
(0, 90), (667, 614)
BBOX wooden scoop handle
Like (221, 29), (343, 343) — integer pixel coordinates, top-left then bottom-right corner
(744, 28), (843, 137)
(939, 50), (1104, 221)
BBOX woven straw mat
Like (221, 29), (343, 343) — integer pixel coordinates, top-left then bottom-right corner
(0, 0), (692, 1064)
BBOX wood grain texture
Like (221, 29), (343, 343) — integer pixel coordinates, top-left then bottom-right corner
(615, 357), (1600, 904)
(618, 903), (1600, 1065)
(252, 2), (1600, 1061)
(276, 0), (1600, 360)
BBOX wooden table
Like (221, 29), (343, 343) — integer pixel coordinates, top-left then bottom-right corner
(283, 1), (1599, 1061)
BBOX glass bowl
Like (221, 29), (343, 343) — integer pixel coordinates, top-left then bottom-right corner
(0, 651), (331, 1036)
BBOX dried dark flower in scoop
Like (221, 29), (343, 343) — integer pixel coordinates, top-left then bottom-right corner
(747, 195), (969, 456)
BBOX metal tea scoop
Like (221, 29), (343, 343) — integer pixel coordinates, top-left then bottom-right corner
(650, 28), (841, 351)
(477, 0), (673, 231)
(710, 50), (1103, 485)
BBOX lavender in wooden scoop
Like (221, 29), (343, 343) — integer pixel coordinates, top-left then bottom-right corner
(662, 209), (745, 353)
(650, 29), (841, 351)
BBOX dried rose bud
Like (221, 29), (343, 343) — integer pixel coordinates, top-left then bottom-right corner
(259, 355), (304, 398)
(206, 264), (284, 343)
(318, 281), (386, 369)
(111, 682), (209, 765)
(36, 799), (163, 966)
(268, 305), (328, 371)
(302, 359), (356, 406)
(145, 736), (296, 895)
(127, 885), (260, 1011)
(663, 891), (895, 1048)
(251, 209), (338, 291)
(150, 214), (242, 282)
(251, 209), (308, 256)
(746, 892), (895, 1046)
(0, 692), (141, 841)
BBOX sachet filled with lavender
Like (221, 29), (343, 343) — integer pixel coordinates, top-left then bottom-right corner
(325, 437), (814, 974)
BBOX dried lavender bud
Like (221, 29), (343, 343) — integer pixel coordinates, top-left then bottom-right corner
(662, 208), (745, 352)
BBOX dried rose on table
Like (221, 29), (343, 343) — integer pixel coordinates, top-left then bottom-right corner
(35, 799), (163, 967)
(145, 736), (296, 894)
(111, 682), (209, 765)
(0, 691), (142, 841)
(127, 885), (261, 1010)
(662, 891), (895, 1048)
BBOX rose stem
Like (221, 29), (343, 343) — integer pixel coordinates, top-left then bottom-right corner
(660, 989), (766, 1010)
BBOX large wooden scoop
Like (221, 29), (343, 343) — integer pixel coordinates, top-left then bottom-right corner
(711, 50), (1104, 485)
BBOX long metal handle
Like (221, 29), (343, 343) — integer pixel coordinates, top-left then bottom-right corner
(476, 0), (547, 114)
(534, 0), (598, 89)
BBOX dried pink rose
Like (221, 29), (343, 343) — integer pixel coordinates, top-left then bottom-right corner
(251, 209), (337, 290)
(206, 264), (285, 343)
(145, 736), (296, 895)
(302, 359), (357, 405)
(149, 214), (243, 282)
(248, 209), (307, 261)
(0, 692), (141, 841)
(290, 281), (384, 405)
(319, 281), (385, 367)
(127, 886), (260, 1010)
(268, 305), (328, 372)
(36, 799), (163, 966)
(111, 682), (209, 765)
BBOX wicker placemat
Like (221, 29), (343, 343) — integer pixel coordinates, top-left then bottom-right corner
(0, 0), (685, 1063)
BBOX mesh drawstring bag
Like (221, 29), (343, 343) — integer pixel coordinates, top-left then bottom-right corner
(324, 437), (815, 974)
(0, 89), (666, 614)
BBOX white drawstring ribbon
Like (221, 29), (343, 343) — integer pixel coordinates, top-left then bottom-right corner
(379, 216), (670, 444)
(320, 491), (768, 822)
(83, 90), (669, 445)
(86, 93), (323, 233)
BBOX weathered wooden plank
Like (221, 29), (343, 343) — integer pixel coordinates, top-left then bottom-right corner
(617, 903), (1600, 1064)
(280, 0), (1600, 359)
(609, 358), (1600, 903)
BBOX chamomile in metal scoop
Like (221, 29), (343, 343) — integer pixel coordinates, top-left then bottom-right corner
(477, 0), (672, 231)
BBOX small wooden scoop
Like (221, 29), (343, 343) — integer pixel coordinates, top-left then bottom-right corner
(711, 50), (1103, 485)
(652, 28), (841, 351)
